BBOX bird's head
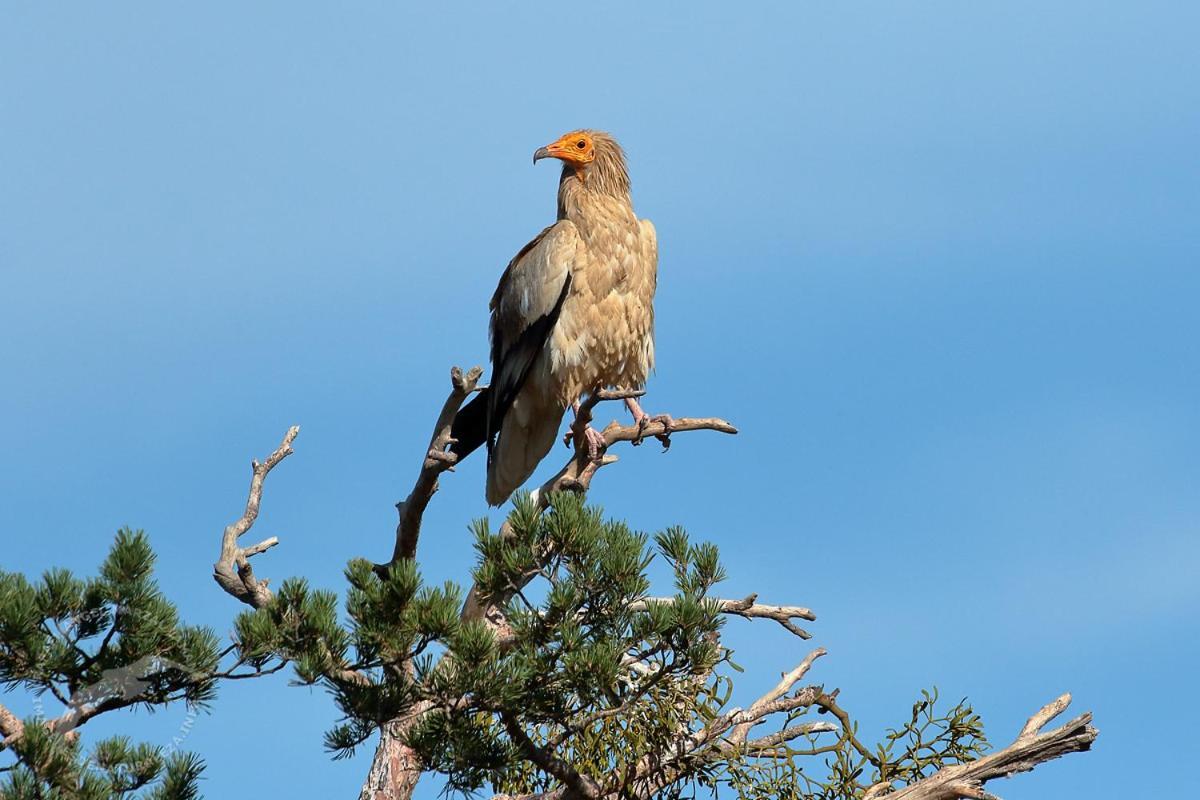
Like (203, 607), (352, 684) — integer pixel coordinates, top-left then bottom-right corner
(534, 130), (630, 199)
(533, 130), (597, 168)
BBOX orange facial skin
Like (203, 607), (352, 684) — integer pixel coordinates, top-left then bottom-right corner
(533, 131), (596, 169)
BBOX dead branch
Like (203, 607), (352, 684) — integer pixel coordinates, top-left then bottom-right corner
(630, 593), (815, 639)
(212, 426), (299, 609)
(4, 688), (178, 751)
(739, 721), (840, 753)
(729, 647), (826, 743)
(1018, 693), (1072, 741)
(883, 693), (1097, 800)
(211, 426), (372, 694)
(625, 658), (832, 800)
(387, 366), (483, 565)
(543, 389), (737, 499)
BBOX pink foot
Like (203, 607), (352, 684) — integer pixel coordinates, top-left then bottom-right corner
(625, 397), (674, 450)
(563, 401), (608, 462)
(581, 425), (607, 461)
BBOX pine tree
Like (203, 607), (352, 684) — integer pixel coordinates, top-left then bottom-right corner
(1, 373), (1097, 799)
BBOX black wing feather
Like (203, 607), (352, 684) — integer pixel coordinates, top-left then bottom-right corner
(483, 273), (571, 464)
(449, 274), (571, 464)
(449, 225), (571, 465)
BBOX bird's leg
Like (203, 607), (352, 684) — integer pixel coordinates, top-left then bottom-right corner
(562, 400), (607, 462)
(625, 396), (675, 449)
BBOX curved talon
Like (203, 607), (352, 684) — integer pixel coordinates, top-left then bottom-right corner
(625, 396), (672, 449)
(651, 413), (674, 451)
(646, 413), (674, 451)
(632, 416), (648, 446)
(632, 412), (674, 450)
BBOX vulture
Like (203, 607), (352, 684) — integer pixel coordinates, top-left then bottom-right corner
(451, 130), (668, 506)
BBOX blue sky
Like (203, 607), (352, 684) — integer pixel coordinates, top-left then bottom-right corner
(1, 2), (1196, 797)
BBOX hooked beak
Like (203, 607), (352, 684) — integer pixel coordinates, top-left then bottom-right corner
(533, 136), (587, 166)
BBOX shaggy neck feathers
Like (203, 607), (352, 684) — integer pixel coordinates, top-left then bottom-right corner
(556, 131), (632, 223)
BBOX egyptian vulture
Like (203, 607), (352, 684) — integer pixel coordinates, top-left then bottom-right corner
(451, 130), (668, 505)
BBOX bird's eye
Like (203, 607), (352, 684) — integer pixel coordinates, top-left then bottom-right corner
(576, 140), (587, 149)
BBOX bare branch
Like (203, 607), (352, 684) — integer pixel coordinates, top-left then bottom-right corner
(387, 366), (483, 565)
(357, 367), (489, 800)
(213, 426), (299, 609)
(737, 721), (839, 753)
(1018, 692), (1071, 741)
(630, 593), (814, 639)
(730, 648), (826, 743)
(210, 425), (373, 694)
(627, 648), (899, 800)
(546, 404), (737, 499)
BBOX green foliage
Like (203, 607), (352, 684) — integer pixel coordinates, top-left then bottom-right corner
(0, 528), (219, 711)
(710, 689), (989, 800)
(0, 529), (216, 799)
(1, 722), (204, 800)
(856, 688), (988, 793)
(403, 494), (992, 799)
(407, 493), (743, 795)
(227, 549), (467, 759)
(2, 506), (993, 800)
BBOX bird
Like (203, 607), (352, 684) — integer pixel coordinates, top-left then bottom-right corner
(450, 129), (669, 506)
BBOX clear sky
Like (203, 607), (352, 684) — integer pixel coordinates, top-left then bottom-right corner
(1, 2), (1196, 798)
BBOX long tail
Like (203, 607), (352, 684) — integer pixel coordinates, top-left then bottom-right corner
(485, 390), (566, 507)
(449, 389), (490, 462)
(449, 385), (566, 506)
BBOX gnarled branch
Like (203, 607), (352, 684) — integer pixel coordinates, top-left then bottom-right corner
(387, 366), (483, 566)
(213, 426), (299, 609)
(631, 593), (815, 640)
(543, 389), (737, 499)
(884, 693), (1097, 800)
(729, 647), (827, 744)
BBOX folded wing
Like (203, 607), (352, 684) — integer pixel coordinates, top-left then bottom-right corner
(450, 221), (581, 504)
